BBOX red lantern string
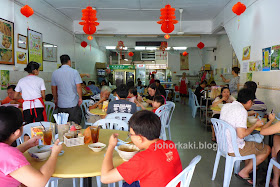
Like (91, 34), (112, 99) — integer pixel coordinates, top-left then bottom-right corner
(164, 34), (170, 40)
(79, 6), (99, 35)
(116, 41), (125, 59)
(197, 42), (205, 50)
(159, 42), (168, 59)
(182, 51), (188, 56)
(232, 2), (246, 29)
(20, 5), (34, 29)
(157, 4), (178, 35)
(81, 41), (87, 48)
(128, 52), (134, 57)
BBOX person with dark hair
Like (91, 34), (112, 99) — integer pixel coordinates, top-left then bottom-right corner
(81, 81), (93, 98)
(14, 61), (47, 124)
(155, 80), (166, 98)
(220, 67), (240, 97)
(0, 85), (24, 108)
(0, 106), (62, 187)
(211, 87), (236, 141)
(126, 81), (135, 90)
(101, 80), (107, 87)
(145, 83), (165, 105)
(149, 73), (155, 85)
(51, 54), (83, 125)
(220, 88), (271, 185)
(244, 81), (267, 116)
(101, 110), (182, 186)
(106, 84), (137, 114)
(210, 81), (216, 87)
(45, 94), (53, 102)
(194, 80), (207, 105)
(127, 88), (137, 103)
(151, 95), (165, 113)
(88, 81), (100, 95)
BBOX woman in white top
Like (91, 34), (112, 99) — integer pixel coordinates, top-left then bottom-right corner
(14, 61), (47, 124)
(211, 87), (236, 142)
(220, 67), (240, 98)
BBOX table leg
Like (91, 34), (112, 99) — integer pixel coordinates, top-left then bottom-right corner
(83, 177), (92, 187)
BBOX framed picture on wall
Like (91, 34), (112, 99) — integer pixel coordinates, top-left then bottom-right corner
(180, 53), (189, 70)
(17, 34), (27, 49)
(43, 42), (57, 62)
(232, 50), (240, 68)
(0, 18), (14, 65)
(28, 29), (43, 70)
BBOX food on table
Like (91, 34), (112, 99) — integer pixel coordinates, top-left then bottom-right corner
(1, 50), (12, 61)
(88, 142), (106, 152)
(2, 35), (11, 48)
(248, 116), (258, 124)
(117, 144), (140, 161)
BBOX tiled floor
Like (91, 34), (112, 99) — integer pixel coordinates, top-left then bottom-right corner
(58, 103), (268, 187)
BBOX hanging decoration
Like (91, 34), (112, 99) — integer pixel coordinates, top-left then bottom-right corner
(232, 2), (246, 29)
(164, 34), (170, 40)
(182, 51), (188, 56)
(197, 42), (205, 49)
(157, 4), (178, 38)
(20, 5), (34, 18)
(87, 35), (93, 40)
(81, 41), (87, 48)
(159, 42), (168, 59)
(116, 41), (125, 59)
(128, 52), (134, 57)
(79, 6), (99, 35)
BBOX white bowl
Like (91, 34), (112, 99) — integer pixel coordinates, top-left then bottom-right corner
(28, 145), (51, 161)
(116, 144), (140, 161)
(88, 142), (106, 152)
(218, 104), (224, 109)
(248, 116), (258, 124)
(141, 102), (149, 108)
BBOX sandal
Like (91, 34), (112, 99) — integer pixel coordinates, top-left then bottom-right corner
(235, 173), (253, 185)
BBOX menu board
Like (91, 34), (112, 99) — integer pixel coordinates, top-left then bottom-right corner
(262, 47), (271, 71)
(28, 29), (43, 71)
(0, 18), (14, 65)
(271, 45), (280, 70)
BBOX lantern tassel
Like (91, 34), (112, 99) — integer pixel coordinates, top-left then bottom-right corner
(238, 17), (240, 30)
(90, 44), (91, 51)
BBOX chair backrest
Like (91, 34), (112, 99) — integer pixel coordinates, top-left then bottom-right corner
(155, 104), (171, 140)
(106, 113), (133, 123)
(81, 100), (90, 122)
(166, 101), (175, 127)
(19, 122), (53, 144)
(211, 118), (241, 157)
(192, 94), (200, 107)
(93, 119), (128, 131)
(44, 101), (55, 122)
(166, 155), (201, 187)
(165, 90), (170, 98)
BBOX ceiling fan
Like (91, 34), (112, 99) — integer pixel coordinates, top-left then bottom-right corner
(177, 8), (184, 35)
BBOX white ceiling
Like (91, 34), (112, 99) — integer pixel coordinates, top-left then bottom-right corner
(43, 0), (231, 21)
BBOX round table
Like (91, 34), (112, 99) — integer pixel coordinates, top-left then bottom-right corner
(24, 129), (128, 180)
(211, 106), (221, 112)
(90, 108), (107, 116)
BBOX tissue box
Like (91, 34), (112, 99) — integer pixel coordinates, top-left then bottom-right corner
(64, 136), (85, 147)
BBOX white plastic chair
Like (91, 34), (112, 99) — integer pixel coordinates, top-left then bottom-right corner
(44, 102), (55, 122)
(81, 100), (90, 126)
(188, 88), (193, 106)
(174, 91), (180, 102)
(166, 155), (201, 187)
(155, 104), (171, 140)
(165, 90), (170, 99)
(165, 101), (175, 140)
(265, 158), (280, 187)
(106, 113), (133, 124)
(191, 94), (205, 118)
(211, 118), (256, 187)
(93, 119), (128, 131)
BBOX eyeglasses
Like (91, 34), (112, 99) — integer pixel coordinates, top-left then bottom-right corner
(125, 132), (138, 141)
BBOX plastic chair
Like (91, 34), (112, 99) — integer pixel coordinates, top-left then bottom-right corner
(265, 158), (280, 187)
(155, 105), (171, 140)
(165, 101), (175, 140)
(44, 102), (55, 122)
(93, 119), (128, 131)
(165, 90), (170, 100)
(211, 118), (256, 187)
(188, 88), (193, 107)
(191, 94), (205, 118)
(80, 100), (90, 127)
(106, 113), (133, 124)
(166, 155), (201, 187)
(174, 91), (180, 102)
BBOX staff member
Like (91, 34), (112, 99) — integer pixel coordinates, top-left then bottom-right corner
(220, 67), (240, 98)
(14, 61), (47, 124)
(0, 85), (24, 108)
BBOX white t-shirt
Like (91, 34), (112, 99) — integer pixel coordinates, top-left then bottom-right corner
(15, 75), (46, 111)
(220, 101), (247, 153)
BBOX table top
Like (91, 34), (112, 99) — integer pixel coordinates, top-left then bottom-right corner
(90, 108), (107, 116)
(211, 106), (221, 112)
(247, 118), (279, 131)
(24, 129), (128, 178)
(145, 107), (153, 111)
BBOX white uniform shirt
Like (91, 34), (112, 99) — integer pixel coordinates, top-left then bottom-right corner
(15, 75), (46, 111)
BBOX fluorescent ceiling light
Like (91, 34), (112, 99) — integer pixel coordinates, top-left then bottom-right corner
(106, 46), (116, 49)
(146, 47), (157, 50)
(123, 47), (128, 50)
(166, 47), (171, 50)
(124, 59), (128, 61)
(135, 47), (145, 50)
(173, 47), (187, 50)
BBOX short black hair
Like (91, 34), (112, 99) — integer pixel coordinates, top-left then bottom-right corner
(237, 88), (255, 104)
(24, 61), (40, 73)
(112, 89), (117, 94)
(45, 94), (53, 101)
(137, 81), (142, 87)
(129, 88), (137, 96)
(117, 84), (128, 98)
(244, 81), (257, 94)
(210, 81), (216, 85)
(7, 85), (16, 91)
(200, 80), (207, 85)
(88, 81), (92, 85)
(155, 79), (160, 84)
(129, 110), (161, 140)
(153, 95), (165, 106)
(232, 67), (240, 74)
(0, 106), (23, 142)
(60, 54), (70, 65)
(219, 87), (230, 99)
(82, 81), (86, 85)
(151, 74), (155, 78)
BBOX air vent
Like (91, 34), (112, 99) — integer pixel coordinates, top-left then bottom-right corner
(141, 52), (155, 60)
(136, 41), (163, 47)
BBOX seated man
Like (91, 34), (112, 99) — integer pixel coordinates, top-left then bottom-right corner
(220, 88), (271, 185)
(244, 81), (267, 116)
(0, 85), (23, 108)
(88, 81), (100, 95)
(155, 80), (166, 98)
(86, 86), (111, 123)
(106, 84), (137, 114)
(194, 80), (207, 105)
(101, 110), (182, 186)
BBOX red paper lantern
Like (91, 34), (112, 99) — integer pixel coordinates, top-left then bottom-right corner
(79, 6), (99, 35)
(20, 5), (34, 18)
(81, 41), (87, 48)
(197, 42), (205, 49)
(164, 34), (170, 39)
(232, 2), (246, 16)
(182, 51), (188, 56)
(128, 52), (134, 57)
(157, 4), (178, 34)
(87, 35), (93, 40)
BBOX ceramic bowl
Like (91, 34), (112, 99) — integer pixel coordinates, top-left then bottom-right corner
(88, 142), (106, 152)
(141, 102), (149, 108)
(248, 116), (258, 124)
(28, 145), (51, 161)
(116, 144), (140, 161)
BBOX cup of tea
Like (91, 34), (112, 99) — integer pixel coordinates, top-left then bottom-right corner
(90, 126), (99, 143)
(43, 127), (53, 145)
(98, 103), (103, 109)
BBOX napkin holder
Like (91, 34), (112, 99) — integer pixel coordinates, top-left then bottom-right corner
(64, 135), (85, 147)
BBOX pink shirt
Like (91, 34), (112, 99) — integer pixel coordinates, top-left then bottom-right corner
(0, 143), (30, 187)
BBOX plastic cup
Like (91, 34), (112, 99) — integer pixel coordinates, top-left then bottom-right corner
(90, 126), (99, 143)
(43, 127), (53, 145)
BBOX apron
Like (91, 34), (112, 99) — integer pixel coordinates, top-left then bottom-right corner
(179, 78), (187, 95)
(23, 97), (48, 122)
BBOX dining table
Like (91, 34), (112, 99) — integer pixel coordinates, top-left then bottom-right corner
(90, 108), (107, 116)
(24, 129), (129, 187)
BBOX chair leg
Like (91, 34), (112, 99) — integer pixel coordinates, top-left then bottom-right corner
(212, 151), (221, 180)
(223, 157), (234, 187)
(118, 181), (123, 187)
(72, 178), (77, 187)
(252, 157), (256, 187)
(265, 159), (274, 187)
(234, 160), (241, 174)
(96, 176), (101, 187)
(80, 178), (83, 187)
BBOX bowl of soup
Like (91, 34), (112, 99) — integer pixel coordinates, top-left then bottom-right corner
(248, 116), (258, 124)
(88, 142), (106, 152)
(28, 145), (51, 161)
(141, 102), (149, 108)
(116, 144), (140, 161)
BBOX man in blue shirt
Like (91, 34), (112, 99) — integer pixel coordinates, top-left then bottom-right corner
(88, 81), (100, 95)
(51, 55), (83, 124)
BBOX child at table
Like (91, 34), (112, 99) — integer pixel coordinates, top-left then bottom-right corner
(151, 95), (165, 113)
(127, 88), (137, 103)
(101, 110), (182, 186)
(0, 106), (62, 187)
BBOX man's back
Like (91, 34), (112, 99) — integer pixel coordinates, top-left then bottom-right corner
(51, 65), (82, 108)
(106, 99), (137, 114)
